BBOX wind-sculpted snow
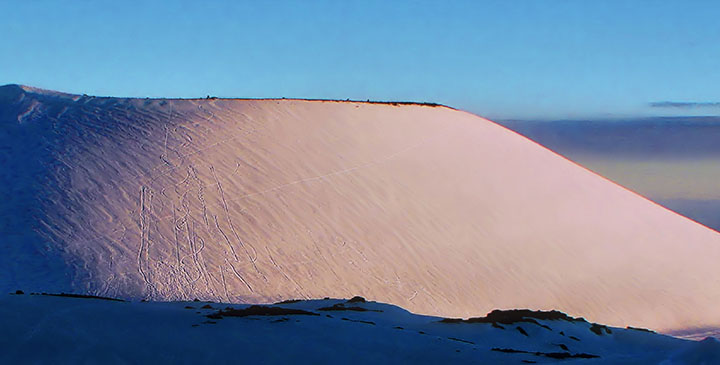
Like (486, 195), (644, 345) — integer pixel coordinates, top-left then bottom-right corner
(2, 84), (720, 334)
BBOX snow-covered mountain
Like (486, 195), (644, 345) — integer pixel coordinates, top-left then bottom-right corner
(2, 84), (720, 335)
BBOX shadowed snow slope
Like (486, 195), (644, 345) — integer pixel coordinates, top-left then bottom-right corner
(2, 84), (720, 333)
(1, 294), (711, 364)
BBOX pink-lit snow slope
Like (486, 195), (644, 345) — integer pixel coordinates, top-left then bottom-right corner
(1, 84), (720, 334)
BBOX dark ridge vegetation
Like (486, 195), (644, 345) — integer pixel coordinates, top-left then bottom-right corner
(627, 326), (655, 333)
(5, 85), (452, 107)
(138, 95), (452, 108)
(590, 323), (613, 335)
(201, 304), (213, 309)
(35, 292), (126, 302)
(555, 344), (569, 351)
(13, 290), (24, 295)
(569, 336), (581, 341)
(206, 305), (319, 319)
(491, 348), (599, 359)
(274, 299), (302, 305)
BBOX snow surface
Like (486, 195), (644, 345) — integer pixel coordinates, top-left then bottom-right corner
(2, 84), (720, 336)
(0, 293), (714, 364)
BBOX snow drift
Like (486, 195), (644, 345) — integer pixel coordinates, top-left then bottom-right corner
(2, 84), (720, 333)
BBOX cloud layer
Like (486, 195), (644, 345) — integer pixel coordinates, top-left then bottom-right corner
(650, 101), (720, 109)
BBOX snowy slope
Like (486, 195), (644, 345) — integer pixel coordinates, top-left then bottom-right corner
(1, 293), (717, 364)
(2, 84), (720, 335)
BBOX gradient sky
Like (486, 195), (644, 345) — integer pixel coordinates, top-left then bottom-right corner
(2, 0), (719, 119)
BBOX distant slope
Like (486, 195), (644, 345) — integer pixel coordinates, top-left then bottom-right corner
(1, 293), (713, 364)
(2, 85), (720, 333)
(498, 118), (720, 233)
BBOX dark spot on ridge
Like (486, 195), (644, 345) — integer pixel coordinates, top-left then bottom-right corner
(346, 296), (366, 303)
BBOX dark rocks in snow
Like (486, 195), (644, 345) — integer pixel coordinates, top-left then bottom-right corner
(590, 323), (612, 335)
(491, 347), (599, 359)
(274, 299), (302, 305)
(40, 292), (125, 302)
(347, 296), (366, 303)
(207, 305), (319, 319)
(317, 303), (381, 312)
(340, 317), (376, 325)
(447, 337), (475, 345)
(439, 308), (585, 330)
(479, 309), (585, 324)
(627, 326), (655, 333)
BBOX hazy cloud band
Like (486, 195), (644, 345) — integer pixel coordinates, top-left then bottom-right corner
(650, 101), (720, 109)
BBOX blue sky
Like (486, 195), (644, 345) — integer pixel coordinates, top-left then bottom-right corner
(1, 0), (719, 119)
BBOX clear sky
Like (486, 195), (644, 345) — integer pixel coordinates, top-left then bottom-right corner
(1, 0), (719, 119)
